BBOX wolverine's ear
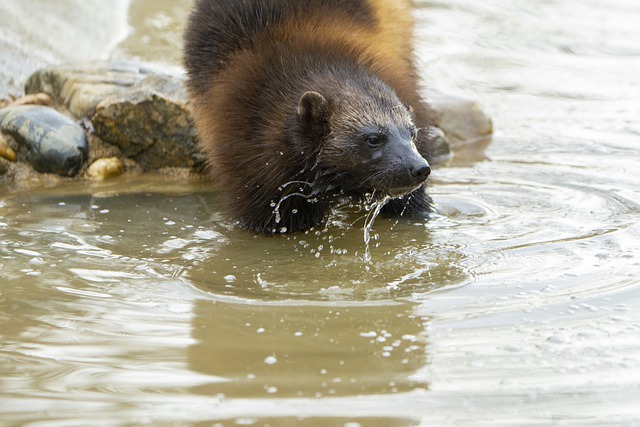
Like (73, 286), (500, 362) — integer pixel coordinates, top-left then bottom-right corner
(405, 104), (414, 114)
(297, 91), (329, 128)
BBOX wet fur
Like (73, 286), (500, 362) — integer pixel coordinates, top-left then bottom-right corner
(185, 0), (436, 233)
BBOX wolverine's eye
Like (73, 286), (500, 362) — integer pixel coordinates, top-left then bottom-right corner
(410, 127), (418, 140)
(365, 133), (384, 148)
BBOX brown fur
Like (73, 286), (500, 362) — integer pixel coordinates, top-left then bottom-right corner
(185, 0), (436, 233)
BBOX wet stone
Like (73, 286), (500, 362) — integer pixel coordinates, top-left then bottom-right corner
(0, 106), (87, 176)
(91, 75), (199, 170)
(87, 157), (125, 180)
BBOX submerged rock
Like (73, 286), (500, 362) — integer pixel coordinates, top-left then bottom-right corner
(87, 157), (125, 180)
(0, 106), (87, 176)
(91, 75), (199, 170)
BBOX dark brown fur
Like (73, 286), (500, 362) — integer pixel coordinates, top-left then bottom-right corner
(184, 0), (437, 233)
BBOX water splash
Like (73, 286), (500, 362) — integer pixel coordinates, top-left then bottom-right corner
(362, 195), (391, 262)
(272, 180), (314, 226)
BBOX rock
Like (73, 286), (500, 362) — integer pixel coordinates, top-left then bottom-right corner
(91, 75), (199, 170)
(0, 134), (16, 162)
(24, 61), (178, 118)
(87, 157), (125, 180)
(0, 106), (87, 176)
(430, 94), (493, 146)
(24, 61), (199, 171)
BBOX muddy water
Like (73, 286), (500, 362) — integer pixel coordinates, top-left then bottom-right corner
(2, 0), (640, 425)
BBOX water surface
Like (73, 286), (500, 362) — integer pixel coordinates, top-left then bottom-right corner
(2, 0), (640, 425)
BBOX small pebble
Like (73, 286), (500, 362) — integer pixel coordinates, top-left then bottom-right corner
(87, 157), (125, 180)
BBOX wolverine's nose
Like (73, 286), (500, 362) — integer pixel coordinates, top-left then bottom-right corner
(410, 160), (431, 183)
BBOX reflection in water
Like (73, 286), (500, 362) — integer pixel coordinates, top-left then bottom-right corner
(0, 173), (470, 424)
(188, 300), (428, 399)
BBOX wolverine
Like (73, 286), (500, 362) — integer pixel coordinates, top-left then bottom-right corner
(184, 0), (438, 233)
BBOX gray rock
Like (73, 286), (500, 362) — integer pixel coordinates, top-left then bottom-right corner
(0, 106), (87, 176)
(24, 61), (179, 118)
(91, 75), (200, 170)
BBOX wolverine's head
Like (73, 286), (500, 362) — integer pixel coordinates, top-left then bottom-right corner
(296, 77), (430, 198)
